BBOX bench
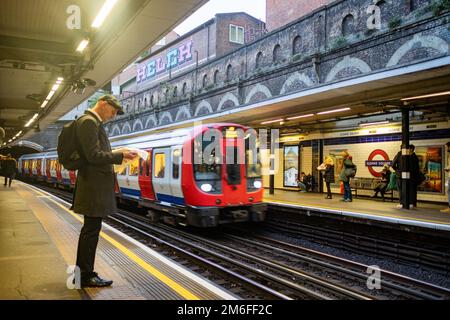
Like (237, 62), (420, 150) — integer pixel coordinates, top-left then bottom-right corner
(349, 177), (395, 202)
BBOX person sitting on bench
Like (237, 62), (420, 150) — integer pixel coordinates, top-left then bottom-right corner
(372, 165), (391, 200)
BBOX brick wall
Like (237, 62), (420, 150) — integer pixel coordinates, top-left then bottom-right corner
(266, 0), (332, 31)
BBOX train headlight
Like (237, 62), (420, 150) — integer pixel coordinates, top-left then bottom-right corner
(200, 184), (213, 192)
(253, 180), (262, 189)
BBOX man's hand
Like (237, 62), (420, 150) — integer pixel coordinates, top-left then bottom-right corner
(123, 150), (138, 160)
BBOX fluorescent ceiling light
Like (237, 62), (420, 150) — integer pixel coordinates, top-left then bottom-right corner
(40, 100), (49, 108)
(51, 84), (60, 91)
(287, 114), (314, 120)
(317, 107), (351, 115)
(261, 118), (284, 125)
(76, 39), (89, 52)
(46, 90), (55, 101)
(401, 91), (450, 101)
(57, 77), (64, 81)
(91, 0), (118, 28)
(359, 121), (390, 127)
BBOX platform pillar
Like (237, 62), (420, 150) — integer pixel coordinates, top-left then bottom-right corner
(401, 107), (411, 210)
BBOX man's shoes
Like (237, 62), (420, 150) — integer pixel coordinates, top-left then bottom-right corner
(441, 207), (450, 213)
(396, 204), (403, 208)
(81, 274), (113, 288)
(344, 198), (353, 202)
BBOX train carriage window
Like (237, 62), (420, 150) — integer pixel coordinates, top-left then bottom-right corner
(129, 158), (139, 176)
(193, 135), (222, 181)
(172, 149), (181, 179)
(154, 153), (165, 178)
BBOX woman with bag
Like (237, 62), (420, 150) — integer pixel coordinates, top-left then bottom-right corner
(339, 151), (356, 202)
(318, 156), (335, 199)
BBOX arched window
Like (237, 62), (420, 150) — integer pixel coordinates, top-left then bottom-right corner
(213, 70), (219, 84)
(150, 95), (154, 107)
(144, 97), (148, 108)
(182, 82), (187, 95)
(273, 44), (282, 63)
(342, 14), (355, 36)
(202, 74), (208, 88)
(137, 99), (141, 112)
(173, 86), (178, 97)
(255, 52), (263, 68)
(165, 89), (170, 101)
(292, 36), (302, 55)
(226, 64), (232, 81)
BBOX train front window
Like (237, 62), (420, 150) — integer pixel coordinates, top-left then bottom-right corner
(193, 135), (221, 181)
(226, 146), (241, 185)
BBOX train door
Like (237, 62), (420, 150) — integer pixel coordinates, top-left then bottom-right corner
(36, 159), (42, 180)
(69, 171), (76, 187)
(138, 149), (156, 200)
(168, 146), (184, 205)
(152, 148), (171, 203)
(56, 161), (63, 184)
(31, 159), (37, 176)
(223, 137), (246, 204)
(45, 158), (50, 181)
(49, 159), (56, 182)
(124, 157), (141, 199)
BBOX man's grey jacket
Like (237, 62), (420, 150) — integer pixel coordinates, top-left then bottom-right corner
(72, 110), (123, 218)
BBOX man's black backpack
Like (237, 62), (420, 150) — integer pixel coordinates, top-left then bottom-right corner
(57, 117), (85, 170)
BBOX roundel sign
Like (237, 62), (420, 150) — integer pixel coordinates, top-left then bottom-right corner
(365, 149), (392, 178)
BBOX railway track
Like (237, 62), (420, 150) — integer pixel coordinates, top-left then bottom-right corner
(25, 181), (450, 299)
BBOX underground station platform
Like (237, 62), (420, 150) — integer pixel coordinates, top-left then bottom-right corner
(0, 181), (236, 300)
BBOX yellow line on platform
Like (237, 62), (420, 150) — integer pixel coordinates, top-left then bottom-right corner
(24, 184), (200, 300)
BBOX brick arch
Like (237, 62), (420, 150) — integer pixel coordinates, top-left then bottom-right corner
(159, 111), (173, 125)
(175, 106), (192, 121)
(144, 115), (157, 129)
(387, 34), (449, 67)
(245, 84), (272, 104)
(280, 72), (314, 95)
(121, 122), (132, 135)
(194, 100), (213, 117)
(326, 56), (371, 82)
(217, 92), (239, 111)
(132, 119), (143, 132)
(111, 124), (121, 136)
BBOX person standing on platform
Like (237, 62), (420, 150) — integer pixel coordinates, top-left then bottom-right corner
(339, 151), (356, 202)
(323, 157), (335, 199)
(72, 94), (137, 288)
(3, 154), (17, 187)
(441, 142), (450, 213)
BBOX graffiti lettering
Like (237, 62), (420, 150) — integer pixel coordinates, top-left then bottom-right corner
(137, 40), (193, 83)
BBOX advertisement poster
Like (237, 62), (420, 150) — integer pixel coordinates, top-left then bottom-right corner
(283, 146), (299, 187)
(416, 146), (443, 193)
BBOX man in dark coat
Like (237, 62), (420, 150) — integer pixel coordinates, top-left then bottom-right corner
(73, 94), (136, 288)
(3, 154), (17, 187)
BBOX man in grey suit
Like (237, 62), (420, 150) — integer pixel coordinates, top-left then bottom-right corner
(73, 94), (137, 288)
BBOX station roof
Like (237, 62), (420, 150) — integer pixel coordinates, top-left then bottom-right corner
(0, 0), (207, 146)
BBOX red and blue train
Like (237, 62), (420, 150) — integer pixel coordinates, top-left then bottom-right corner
(18, 123), (266, 227)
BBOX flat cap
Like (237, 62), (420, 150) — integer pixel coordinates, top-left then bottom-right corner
(98, 94), (124, 115)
